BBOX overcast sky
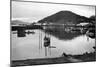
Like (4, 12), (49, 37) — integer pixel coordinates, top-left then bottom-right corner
(12, 1), (95, 22)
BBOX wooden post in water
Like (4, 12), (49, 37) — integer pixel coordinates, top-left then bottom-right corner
(48, 47), (51, 56)
(40, 31), (42, 49)
(39, 30), (41, 54)
(45, 47), (47, 56)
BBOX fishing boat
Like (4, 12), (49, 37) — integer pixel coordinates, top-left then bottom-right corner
(86, 28), (95, 38)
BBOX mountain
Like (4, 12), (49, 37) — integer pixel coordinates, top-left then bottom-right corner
(89, 15), (96, 23)
(89, 15), (96, 20)
(11, 20), (31, 25)
(38, 11), (89, 24)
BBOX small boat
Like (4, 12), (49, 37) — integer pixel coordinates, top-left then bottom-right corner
(44, 36), (50, 47)
(26, 31), (35, 34)
(86, 28), (95, 38)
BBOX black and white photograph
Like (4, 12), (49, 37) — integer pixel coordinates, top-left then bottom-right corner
(11, 0), (96, 67)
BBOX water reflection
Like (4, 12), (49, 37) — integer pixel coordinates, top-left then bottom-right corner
(11, 26), (95, 60)
(44, 29), (82, 40)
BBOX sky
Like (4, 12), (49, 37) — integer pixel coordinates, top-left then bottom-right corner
(12, 0), (95, 23)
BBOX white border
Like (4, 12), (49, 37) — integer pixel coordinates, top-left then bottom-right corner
(0, 0), (98, 67)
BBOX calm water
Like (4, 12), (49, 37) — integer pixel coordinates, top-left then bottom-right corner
(11, 29), (95, 60)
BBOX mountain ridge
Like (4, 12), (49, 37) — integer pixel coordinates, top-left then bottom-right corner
(11, 20), (31, 25)
(38, 11), (89, 24)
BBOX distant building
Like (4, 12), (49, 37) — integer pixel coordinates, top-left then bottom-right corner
(77, 22), (89, 26)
